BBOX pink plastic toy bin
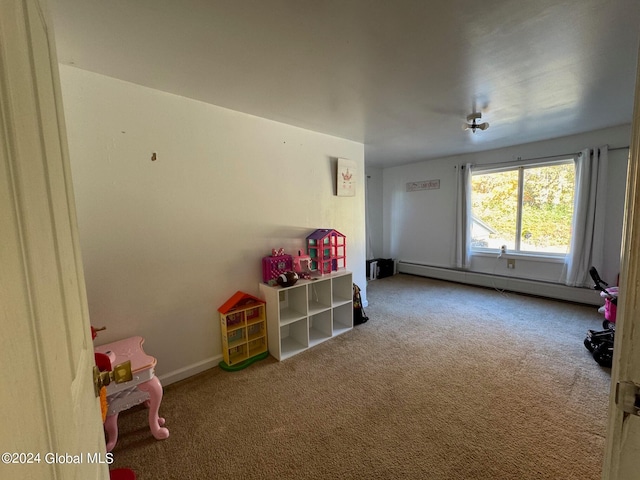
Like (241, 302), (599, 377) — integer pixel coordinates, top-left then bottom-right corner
(601, 287), (618, 323)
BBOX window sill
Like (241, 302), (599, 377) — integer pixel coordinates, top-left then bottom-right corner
(471, 250), (566, 264)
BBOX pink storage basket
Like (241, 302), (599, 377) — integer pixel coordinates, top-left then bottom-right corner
(604, 298), (616, 323)
(602, 287), (618, 323)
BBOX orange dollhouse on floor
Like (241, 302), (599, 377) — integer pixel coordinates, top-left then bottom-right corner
(306, 229), (346, 275)
(218, 291), (268, 371)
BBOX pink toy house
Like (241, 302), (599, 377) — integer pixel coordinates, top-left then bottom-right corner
(306, 229), (346, 275)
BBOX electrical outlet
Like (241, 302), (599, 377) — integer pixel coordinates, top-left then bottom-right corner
(507, 259), (516, 269)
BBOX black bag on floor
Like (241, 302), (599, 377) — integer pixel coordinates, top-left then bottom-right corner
(353, 283), (369, 325)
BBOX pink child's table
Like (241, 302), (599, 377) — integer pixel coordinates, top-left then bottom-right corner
(94, 336), (169, 451)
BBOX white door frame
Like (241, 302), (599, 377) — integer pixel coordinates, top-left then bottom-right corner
(0, 1), (108, 478)
(601, 43), (640, 479)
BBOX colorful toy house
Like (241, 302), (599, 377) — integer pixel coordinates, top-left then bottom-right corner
(306, 229), (346, 275)
(218, 291), (268, 370)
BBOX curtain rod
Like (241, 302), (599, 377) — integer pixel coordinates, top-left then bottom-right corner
(509, 145), (630, 163)
(458, 145), (630, 169)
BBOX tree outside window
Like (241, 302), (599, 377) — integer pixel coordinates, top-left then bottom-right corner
(471, 161), (575, 255)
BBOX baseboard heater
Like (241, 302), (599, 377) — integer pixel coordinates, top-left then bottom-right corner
(398, 262), (602, 306)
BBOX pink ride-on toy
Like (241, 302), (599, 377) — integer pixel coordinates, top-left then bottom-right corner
(584, 267), (618, 368)
(589, 267), (618, 329)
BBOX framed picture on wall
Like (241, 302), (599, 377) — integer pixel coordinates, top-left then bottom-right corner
(337, 158), (356, 196)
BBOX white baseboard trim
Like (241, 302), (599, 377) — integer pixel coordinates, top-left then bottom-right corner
(157, 354), (222, 387)
(398, 262), (602, 306)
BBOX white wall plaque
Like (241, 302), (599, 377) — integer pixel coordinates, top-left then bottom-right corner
(406, 179), (440, 192)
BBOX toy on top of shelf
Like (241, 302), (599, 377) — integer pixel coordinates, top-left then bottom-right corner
(276, 270), (299, 287)
(293, 250), (313, 279)
(306, 229), (346, 275)
(262, 248), (293, 284)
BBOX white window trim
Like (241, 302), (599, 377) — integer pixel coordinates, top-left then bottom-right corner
(470, 156), (577, 259)
(472, 248), (567, 263)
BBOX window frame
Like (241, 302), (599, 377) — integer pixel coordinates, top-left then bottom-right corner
(470, 157), (577, 259)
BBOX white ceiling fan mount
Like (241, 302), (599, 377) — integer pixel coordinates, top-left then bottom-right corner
(464, 112), (490, 133)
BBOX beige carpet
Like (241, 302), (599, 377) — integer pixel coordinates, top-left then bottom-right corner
(109, 274), (611, 479)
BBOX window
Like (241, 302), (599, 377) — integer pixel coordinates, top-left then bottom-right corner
(470, 160), (576, 255)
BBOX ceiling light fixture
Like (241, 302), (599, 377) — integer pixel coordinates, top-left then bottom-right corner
(464, 113), (489, 133)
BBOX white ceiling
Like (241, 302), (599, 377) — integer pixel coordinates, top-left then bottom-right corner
(50, 0), (640, 168)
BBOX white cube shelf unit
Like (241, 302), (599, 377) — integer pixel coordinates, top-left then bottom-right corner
(258, 270), (353, 360)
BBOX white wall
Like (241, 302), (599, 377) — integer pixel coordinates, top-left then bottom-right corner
(381, 124), (631, 288)
(59, 65), (366, 383)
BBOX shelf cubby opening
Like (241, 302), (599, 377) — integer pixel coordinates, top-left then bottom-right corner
(280, 319), (308, 359)
(332, 303), (353, 335)
(307, 279), (332, 315)
(309, 310), (332, 347)
(278, 287), (307, 325)
(332, 274), (353, 306)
